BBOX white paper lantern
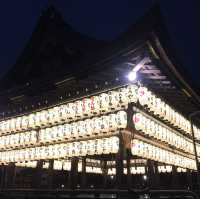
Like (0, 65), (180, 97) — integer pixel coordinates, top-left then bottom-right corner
(66, 103), (76, 120)
(10, 118), (16, 132)
(108, 91), (120, 110)
(126, 85), (138, 104)
(59, 105), (68, 122)
(71, 122), (78, 138)
(21, 116), (28, 130)
(108, 114), (117, 132)
(82, 98), (92, 116)
(90, 96), (100, 115)
(138, 87), (149, 106)
(85, 118), (94, 136)
(118, 87), (129, 107)
(38, 110), (45, 127)
(75, 100), (83, 118)
(116, 111), (127, 129)
(99, 93), (109, 113)
(63, 123), (71, 139)
(101, 115), (110, 133)
(93, 117), (101, 134)
(77, 120), (86, 137)
(28, 114), (36, 128)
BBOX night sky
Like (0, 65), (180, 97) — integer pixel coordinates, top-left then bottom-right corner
(0, 1), (200, 89)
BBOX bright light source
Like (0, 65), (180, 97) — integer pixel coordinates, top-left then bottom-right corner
(143, 175), (147, 181)
(128, 71), (137, 81)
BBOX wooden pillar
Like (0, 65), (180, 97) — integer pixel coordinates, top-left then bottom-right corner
(126, 149), (131, 188)
(70, 157), (78, 189)
(48, 160), (54, 189)
(0, 165), (6, 189)
(171, 165), (179, 189)
(146, 160), (156, 188)
(102, 160), (108, 188)
(115, 133), (124, 189)
(186, 169), (193, 190)
(153, 162), (160, 189)
(4, 163), (15, 188)
(33, 160), (43, 188)
(81, 157), (86, 188)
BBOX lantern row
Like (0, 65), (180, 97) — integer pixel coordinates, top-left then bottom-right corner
(15, 159), (188, 174)
(131, 139), (196, 170)
(0, 111), (127, 151)
(138, 87), (200, 139)
(39, 111), (127, 144)
(0, 85), (138, 135)
(0, 136), (119, 164)
(132, 112), (197, 155)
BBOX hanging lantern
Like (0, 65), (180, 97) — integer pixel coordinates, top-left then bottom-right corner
(57, 125), (64, 140)
(21, 116), (28, 130)
(82, 98), (92, 117)
(126, 84), (138, 104)
(10, 118), (16, 132)
(75, 100), (83, 118)
(93, 117), (101, 135)
(116, 111), (127, 129)
(30, 131), (37, 145)
(66, 103), (76, 121)
(138, 86), (149, 107)
(63, 123), (71, 140)
(101, 115), (110, 133)
(45, 128), (52, 142)
(77, 120), (86, 137)
(84, 118), (94, 136)
(40, 110), (48, 126)
(5, 120), (10, 133)
(118, 87), (129, 107)
(59, 105), (68, 122)
(90, 96), (100, 115)
(108, 114), (117, 132)
(71, 122), (78, 138)
(111, 136), (119, 153)
(51, 126), (58, 142)
(108, 91), (120, 110)
(35, 112), (41, 127)
(96, 139), (103, 155)
(28, 114), (36, 129)
(133, 113), (143, 131)
(99, 93), (109, 113)
(52, 106), (60, 124)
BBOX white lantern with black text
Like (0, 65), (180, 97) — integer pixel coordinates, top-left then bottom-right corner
(99, 93), (109, 113)
(82, 98), (92, 117)
(108, 91), (120, 110)
(90, 96), (100, 115)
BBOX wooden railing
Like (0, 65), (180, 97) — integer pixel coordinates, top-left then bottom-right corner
(0, 188), (199, 199)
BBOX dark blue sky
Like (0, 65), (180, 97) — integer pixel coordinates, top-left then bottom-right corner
(0, 0), (200, 88)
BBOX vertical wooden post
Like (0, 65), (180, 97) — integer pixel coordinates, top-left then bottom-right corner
(81, 157), (86, 188)
(4, 163), (15, 188)
(153, 162), (159, 189)
(0, 165), (5, 189)
(186, 169), (193, 190)
(33, 160), (43, 188)
(115, 132), (124, 189)
(126, 149), (131, 189)
(171, 165), (179, 189)
(70, 157), (78, 189)
(102, 160), (107, 188)
(146, 160), (156, 188)
(48, 160), (54, 189)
